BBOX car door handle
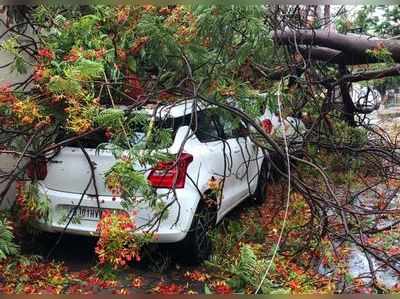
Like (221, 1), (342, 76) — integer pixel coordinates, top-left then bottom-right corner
(233, 149), (240, 154)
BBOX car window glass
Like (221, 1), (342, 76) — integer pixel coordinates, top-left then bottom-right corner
(127, 113), (192, 147)
(217, 109), (248, 139)
(195, 110), (221, 142)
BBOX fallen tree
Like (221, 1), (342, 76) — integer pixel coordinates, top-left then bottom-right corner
(274, 29), (400, 64)
(1, 4), (400, 294)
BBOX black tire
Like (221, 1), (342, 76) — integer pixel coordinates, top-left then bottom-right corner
(267, 151), (280, 181)
(253, 160), (269, 205)
(175, 204), (214, 265)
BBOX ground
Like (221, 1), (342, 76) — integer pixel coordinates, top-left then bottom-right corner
(1, 180), (400, 294)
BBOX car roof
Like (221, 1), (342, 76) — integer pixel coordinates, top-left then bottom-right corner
(138, 99), (207, 119)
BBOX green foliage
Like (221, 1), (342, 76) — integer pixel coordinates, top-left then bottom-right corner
(14, 56), (28, 74)
(95, 108), (125, 129)
(210, 242), (289, 294)
(65, 59), (104, 80)
(1, 37), (27, 74)
(105, 159), (154, 203)
(229, 244), (269, 292)
(48, 76), (82, 96)
(366, 47), (395, 65)
(336, 5), (400, 91)
(0, 215), (19, 261)
(208, 211), (265, 274)
(339, 5), (400, 37)
(16, 183), (50, 225)
(3, 4), (281, 234)
(333, 121), (368, 147)
(1, 37), (18, 54)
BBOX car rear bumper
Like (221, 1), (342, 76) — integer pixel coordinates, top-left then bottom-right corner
(36, 185), (198, 243)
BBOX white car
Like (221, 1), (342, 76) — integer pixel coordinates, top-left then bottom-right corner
(259, 108), (306, 164)
(30, 100), (300, 263)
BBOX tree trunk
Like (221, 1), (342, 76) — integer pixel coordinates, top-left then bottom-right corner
(338, 65), (356, 127)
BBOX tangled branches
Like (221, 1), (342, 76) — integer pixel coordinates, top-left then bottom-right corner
(1, 4), (400, 293)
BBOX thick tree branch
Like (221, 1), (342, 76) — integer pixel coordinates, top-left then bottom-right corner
(275, 29), (400, 64)
(296, 46), (380, 65)
(337, 64), (400, 84)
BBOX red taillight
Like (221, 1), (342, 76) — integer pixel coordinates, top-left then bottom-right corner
(148, 153), (193, 188)
(26, 158), (48, 180)
(261, 119), (273, 134)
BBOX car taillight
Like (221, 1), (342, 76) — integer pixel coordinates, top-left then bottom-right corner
(148, 153), (193, 188)
(261, 119), (273, 134)
(26, 158), (48, 180)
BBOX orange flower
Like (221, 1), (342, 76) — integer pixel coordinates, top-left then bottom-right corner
(64, 48), (81, 62)
(0, 84), (17, 104)
(38, 48), (55, 60)
(159, 7), (172, 16)
(116, 6), (130, 24)
(142, 5), (155, 12)
(33, 64), (48, 81)
(208, 177), (222, 191)
(95, 211), (140, 269)
(125, 74), (144, 100)
(21, 115), (33, 125)
(95, 48), (107, 60)
(288, 280), (300, 291)
(212, 281), (232, 294)
(12, 98), (46, 127)
(153, 282), (185, 295)
(117, 49), (127, 61)
(184, 271), (209, 282)
(129, 36), (149, 56)
(131, 277), (144, 288)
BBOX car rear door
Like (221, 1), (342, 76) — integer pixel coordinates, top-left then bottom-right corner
(216, 110), (260, 212)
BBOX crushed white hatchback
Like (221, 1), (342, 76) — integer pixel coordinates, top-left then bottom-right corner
(32, 100), (304, 263)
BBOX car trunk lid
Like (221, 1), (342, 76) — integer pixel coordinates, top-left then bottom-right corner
(44, 147), (121, 196)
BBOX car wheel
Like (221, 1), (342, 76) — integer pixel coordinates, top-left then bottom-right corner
(253, 160), (268, 205)
(175, 204), (214, 265)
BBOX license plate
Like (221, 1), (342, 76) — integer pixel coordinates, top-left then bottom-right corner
(69, 206), (103, 221)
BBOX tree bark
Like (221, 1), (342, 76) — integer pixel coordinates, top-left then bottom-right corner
(337, 64), (400, 84)
(274, 30), (400, 64)
(338, 65), (356, 127)
(296, 46), (381, 65)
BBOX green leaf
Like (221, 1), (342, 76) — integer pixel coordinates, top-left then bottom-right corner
(204, 284), (213, 294)
(0, 37), (18, 55)
(65, 58), (104, 80)
(14, 56), (27, 74)
(72, 14), (99, 33)
(127, 56), (137, 73)
(48, 75), (82, 95)
(95, 108), (125, 129)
